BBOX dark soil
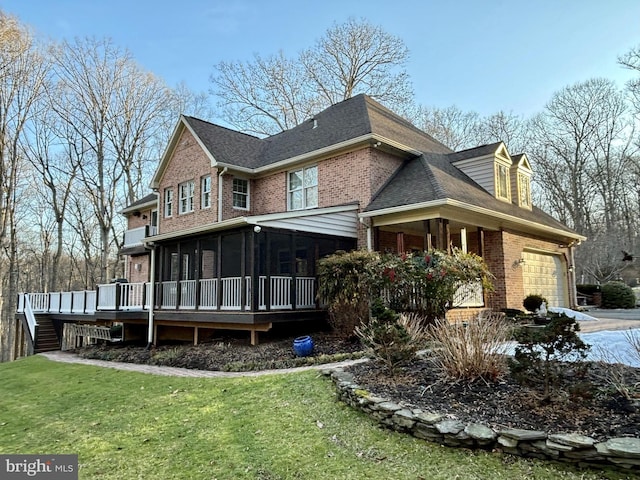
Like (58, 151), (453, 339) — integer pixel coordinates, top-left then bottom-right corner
(77, 333), (640, 442)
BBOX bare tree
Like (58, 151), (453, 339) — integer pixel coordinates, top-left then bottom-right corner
(301, 18), (412, 110)
(410, 105), (482, 150)
(49, 37), (175, 283)
(0, 11), (49, 361)
(528, 78), (637, 282)
(211, 18), (413, 136)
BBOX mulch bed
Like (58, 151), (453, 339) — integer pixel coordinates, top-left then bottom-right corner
(346, 356), (640, 442)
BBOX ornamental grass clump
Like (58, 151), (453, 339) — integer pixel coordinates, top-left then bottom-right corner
(426, 314), (511, 383)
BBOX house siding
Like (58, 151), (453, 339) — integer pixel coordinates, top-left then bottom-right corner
(454, 157), (495, 195)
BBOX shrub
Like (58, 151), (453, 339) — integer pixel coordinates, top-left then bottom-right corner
(523, 294), (547, 313)
(426, 314), (511, 383)
(317, 249), (380, 337)
(355, 306), (428, 377)
(509, 314), (590, 402)
(601, 281), (636, 309)
(374, 248), (494, 323)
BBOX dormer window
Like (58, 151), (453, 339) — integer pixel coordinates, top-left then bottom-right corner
(496, 164), (510, 200)
(518, 173), (531, 207)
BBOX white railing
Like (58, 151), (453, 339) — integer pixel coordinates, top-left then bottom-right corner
(18, 275), (320, 315)
(453, 281), (485, 307)
(23, 294), (38, 341)
(72, 291), (87, 313)
(179, 280), (197, 309)
(296, 277), (316, 308)
(60, 292), (72, 313)
(199, 278), (218, 310)
(221, 277), (243, 310)
(122, 225), (158, 247)
(120, 282), (146, 310)
(50, 292), (61, 312)
(270, 276), (292, 310)
(98, 284), (118, 310)
(162, 281), (177, 308)
(30, 293), (49, 312)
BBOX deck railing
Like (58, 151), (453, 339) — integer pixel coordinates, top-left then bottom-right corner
(17, 275), (318, 315)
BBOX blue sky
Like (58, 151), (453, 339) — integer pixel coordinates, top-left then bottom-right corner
(2, 0), (640, 118)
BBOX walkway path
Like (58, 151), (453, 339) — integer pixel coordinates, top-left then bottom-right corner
(38, 351), (366, 378)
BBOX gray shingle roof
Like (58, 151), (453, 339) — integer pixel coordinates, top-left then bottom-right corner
(184, 94), (450, 169)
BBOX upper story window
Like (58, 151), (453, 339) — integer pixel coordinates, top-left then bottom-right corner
(288, 165), (318, 210)
(232, 178), (249, 210)
(496, 164), (509, 200)
(201, 175), (211, 209)
(164, 188), (173, 218)
(179, 180), (195, 214)
(519, 173), (531, 207)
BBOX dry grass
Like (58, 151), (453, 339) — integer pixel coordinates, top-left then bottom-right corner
(426, 315), (512, 382)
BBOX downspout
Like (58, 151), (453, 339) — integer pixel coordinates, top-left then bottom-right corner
(217, 167), (228, 222)
(146, 245), (156, 349)
(568, 242), (578, 308)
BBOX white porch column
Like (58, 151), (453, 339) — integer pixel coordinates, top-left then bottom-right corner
(147, 246), (156, 346)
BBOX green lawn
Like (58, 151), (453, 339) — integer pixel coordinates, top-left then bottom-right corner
(0, 356), (629, 479)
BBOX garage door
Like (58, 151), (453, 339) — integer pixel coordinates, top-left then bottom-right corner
(521, 251), (567, 308)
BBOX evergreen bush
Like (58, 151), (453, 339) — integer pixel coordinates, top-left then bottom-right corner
(600, 281), (636, 309)
(523, 294), (547, 313)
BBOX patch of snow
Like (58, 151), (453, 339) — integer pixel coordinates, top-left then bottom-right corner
(548, 307), (598, 321)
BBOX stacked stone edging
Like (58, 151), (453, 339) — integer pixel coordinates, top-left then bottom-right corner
(324, 368), (640, 472)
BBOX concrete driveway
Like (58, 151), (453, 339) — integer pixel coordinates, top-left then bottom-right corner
(577, 307), (640, 333)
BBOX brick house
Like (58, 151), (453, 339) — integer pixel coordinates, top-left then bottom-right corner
(116, 94), (584, 343)
(17, 94), (584, 351)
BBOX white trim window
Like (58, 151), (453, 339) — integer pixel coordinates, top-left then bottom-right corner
(164, 188), (173, 218)
(288, 165), (318, 210)
(179, 180), (195, 214)
(518, 173), (531, 207)
(201, 175), (211, 209)
(496, 164), (509, 200)
(232, 178), (249, 210)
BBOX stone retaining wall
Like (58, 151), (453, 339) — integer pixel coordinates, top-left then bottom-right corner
(325, 368), (640, 472)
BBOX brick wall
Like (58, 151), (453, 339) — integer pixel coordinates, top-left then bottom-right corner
(483, 229), (569, 311)
(157, 129), (216, 234)
(127, 253), (149, 283)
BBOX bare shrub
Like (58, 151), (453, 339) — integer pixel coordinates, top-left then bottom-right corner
(427, 315), (511, 383)
(624, 329), (640, 365)
(593, 331), (640, 400)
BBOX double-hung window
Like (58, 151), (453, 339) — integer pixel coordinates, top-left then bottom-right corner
(179, 180), (194, 214)
(288, 165), (318, 210)
(164, 188), (173, 218)
(232, 178), (249, 209)
(201, 175), (211, 209)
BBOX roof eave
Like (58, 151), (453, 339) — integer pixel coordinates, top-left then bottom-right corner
(360, 199), (586, 242)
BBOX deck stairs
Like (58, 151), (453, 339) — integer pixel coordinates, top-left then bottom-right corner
(34, 316), (60, 353)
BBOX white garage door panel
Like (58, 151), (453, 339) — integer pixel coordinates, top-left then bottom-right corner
(522, 251), (567, 308)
